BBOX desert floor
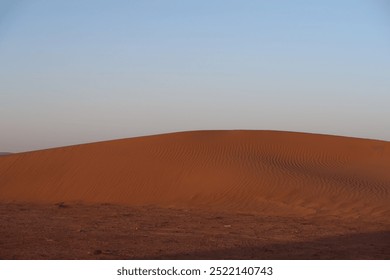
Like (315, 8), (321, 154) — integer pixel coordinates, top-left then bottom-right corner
(0, 202), (389, 259)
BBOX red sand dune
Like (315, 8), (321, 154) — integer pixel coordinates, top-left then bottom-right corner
(0, 130), (389, 220)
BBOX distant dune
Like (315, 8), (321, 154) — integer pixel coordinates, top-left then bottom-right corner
(0, 152), (11, 156)
(0, 130), (389, 220)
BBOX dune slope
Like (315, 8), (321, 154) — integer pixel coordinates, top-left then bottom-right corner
(0, 130), (389, 219)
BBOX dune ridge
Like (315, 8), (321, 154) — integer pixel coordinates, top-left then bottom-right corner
(0, 130), (389, 220)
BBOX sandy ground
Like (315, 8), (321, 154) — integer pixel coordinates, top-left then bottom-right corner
(0, 203), (389, 260)
(0, 130), (389, 259)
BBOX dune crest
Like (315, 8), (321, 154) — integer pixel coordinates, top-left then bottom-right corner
(0, 130), (389, 220)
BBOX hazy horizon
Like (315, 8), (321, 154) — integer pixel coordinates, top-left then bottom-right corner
(1, 0), (390, 152)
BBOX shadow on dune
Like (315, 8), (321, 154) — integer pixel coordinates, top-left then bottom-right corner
(138, 231), (390, 260)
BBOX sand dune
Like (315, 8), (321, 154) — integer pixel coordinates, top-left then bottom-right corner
(0, 130), (389, 220)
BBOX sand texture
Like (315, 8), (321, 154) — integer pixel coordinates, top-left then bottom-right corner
(0, 130), (389, 259)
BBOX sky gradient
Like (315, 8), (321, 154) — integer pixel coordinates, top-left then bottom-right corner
(1, 0), (390, 152)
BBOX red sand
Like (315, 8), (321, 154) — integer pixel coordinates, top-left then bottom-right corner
(0, 130), (389, 259)
(1, 130), (389, 219)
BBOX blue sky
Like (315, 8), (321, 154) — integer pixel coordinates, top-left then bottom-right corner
(1, 0), (389, 152)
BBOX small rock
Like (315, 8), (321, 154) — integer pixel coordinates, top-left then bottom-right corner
(55, 202), (68, 208)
